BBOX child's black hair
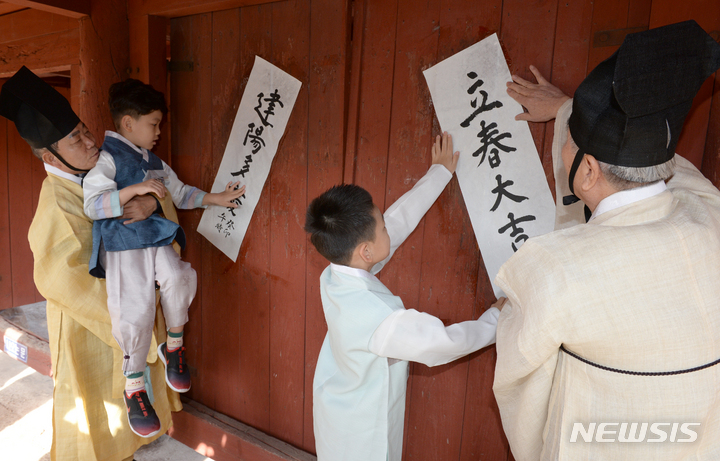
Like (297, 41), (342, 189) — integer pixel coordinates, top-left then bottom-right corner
(108, 78), (168, 130)
(304, 184), (377, 265)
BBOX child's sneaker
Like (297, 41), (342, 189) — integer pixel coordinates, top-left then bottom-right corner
(158, 342), (191, 392)
(123, 389), (161, 438)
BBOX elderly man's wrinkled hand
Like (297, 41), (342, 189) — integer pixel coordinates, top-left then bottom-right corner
(507, 65), (570, 123)
(122, 194), (158, 224)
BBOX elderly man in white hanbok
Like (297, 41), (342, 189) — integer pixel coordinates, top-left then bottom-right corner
(493, 21), (720, 461)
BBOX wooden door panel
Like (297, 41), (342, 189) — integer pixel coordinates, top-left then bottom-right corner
(165, 1), (720, 460)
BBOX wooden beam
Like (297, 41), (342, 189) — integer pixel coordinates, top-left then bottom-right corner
(128, 0), (277, 19)
(128, 14), (168, 85)
(0, 0), (89, 18)
(0, 4), (26, 15)
(0, 8), (78, 43)
(127, 13), (169, 162)
(0, 28), (79, 77)
(168, 398), (316, 461)
(72, 0), (128, 145)
(0, 314), (51, 377)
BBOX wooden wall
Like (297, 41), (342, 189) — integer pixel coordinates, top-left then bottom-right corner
(0, 102), (46, 309)
(167, 0), (720, 459)
(0, 2), (127, 311)
(0, 8), (80, 310)
(0, 0), (719, 460)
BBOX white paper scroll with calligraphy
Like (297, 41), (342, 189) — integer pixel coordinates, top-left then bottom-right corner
(423, 34), (555, 296)
(198, 56), (301, 261)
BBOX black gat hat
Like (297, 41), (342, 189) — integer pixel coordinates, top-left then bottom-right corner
(569, 20), (720, 169)
(0, 66), (80, 150)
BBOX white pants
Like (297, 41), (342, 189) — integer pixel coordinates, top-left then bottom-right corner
(102, 245), (197, 373)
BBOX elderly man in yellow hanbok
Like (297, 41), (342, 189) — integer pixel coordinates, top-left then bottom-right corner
(493, 21), (720, 461)
(0, 66), (181, 461)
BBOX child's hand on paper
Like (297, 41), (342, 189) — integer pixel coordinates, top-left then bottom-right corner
(431, 131), (460, 174)
(203, 181), (246, 208)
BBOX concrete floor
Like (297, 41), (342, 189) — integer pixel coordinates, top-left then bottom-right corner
(0, 350), (212, 461)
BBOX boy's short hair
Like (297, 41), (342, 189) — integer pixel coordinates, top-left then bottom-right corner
(108, 78), (168, 130)
(305, 184), (377, 265)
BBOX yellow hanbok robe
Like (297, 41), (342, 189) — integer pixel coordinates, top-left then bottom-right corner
(28, 171), (182, 461)
(493, 101), (720, 460)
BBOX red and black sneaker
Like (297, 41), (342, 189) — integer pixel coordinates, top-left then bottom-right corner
(158, 342), (191, 393)
(123, 389), (161, 438)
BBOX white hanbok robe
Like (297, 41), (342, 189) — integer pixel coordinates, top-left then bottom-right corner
(493, 100), (720, 460)
(313, 164), (500, 461)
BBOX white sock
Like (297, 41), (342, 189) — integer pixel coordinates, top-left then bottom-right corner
(125, 375), (145, 394)
(167, 334), (183, 351)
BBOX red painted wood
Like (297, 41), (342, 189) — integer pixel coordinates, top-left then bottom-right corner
(628, 0), (652, 27)
(0, 119), (11, 309)
(551, 0), (595, 98)
(31, 85), (52, 303)
(377, 0), (441, 458)
(587, 0), (631, 72)
(202, 6), (246, 428)
(168, 400), (315, 461)
(140, 3), (720, 460)
(0, 324), (51, 376)
(544, 0), (595, 196)
(674, 79), (716, 169)
(129, 0), (274, 19)
(0, 27), (80, 77)
(268, 0), (310, 447)
(342, 0), (365, 186)
(75, 0), (129, 145)
(425, 1), (510, 460)
(500, 0), (559, 162)
(304, 0), (350, 453)
(396, 1), (505, 459)
(379, 0), (471, 460)
(229, 2), (274, 432)
(349, 0), (398, 209)
(128, 14), (170, 163)
(0, 4), (25, 16)
(6, 127), (36, 307)
(0, 8), (77, 43)
(701, 73), (720, 188)
(169, 12), (213, 405)
(649, 2), (720, 169)
(380, 0), (439, 321)
(0, 0), (90, 18)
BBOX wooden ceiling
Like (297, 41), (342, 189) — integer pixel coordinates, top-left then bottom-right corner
(0, 3), (25, 15)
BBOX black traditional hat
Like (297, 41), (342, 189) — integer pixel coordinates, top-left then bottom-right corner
(564, 20), (720, 207)
(0, 66), (80, 150)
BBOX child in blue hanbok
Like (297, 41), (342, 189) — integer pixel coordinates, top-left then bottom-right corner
(83, 79), (244, 437)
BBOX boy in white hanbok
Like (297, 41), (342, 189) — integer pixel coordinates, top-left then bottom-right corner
(304, 132), (503, 461)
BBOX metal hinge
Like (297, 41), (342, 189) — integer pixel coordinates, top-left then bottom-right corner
(168, 61), (194, 72)
(593, 27), (647, 48)
(594, 27), (720, 48)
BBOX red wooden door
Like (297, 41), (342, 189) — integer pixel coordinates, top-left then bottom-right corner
(0, 0), (715, 457)
(166, 1), (720, 460)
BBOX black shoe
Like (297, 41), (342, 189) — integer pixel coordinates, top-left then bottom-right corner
(124, 389), (161, 438)
(158, 342), (192, 393)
